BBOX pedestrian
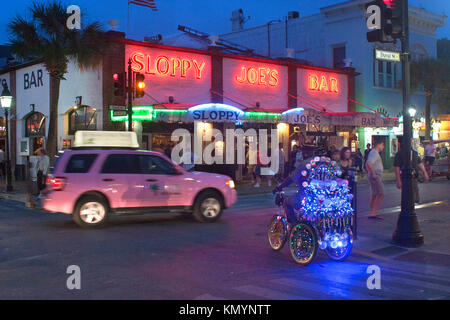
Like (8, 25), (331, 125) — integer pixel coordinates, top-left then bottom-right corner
(339, 147), (353, 180)
(331, 149), (340, 162)
(394, 140), (429, 204)
(327, 145), (336, 158)
(275, 143), (285, 181)
(26, 156), (39, 208)
(353, 148), (363, 173)
(424, 140), (436, 180)
(290, 145), (298, 172)
(36, 148), (50, 196)
(364, 143), (371, 171)
(0, 148), (4, 179)
(365, 141), (385, 219)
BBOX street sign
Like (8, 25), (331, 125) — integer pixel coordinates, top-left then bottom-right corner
(375, 49), (401, 62)
(109, 105), (126, 111)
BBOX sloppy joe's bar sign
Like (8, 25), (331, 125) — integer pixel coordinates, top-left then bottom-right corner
(125, 45), (211, 104)
(297, 69), (348, 113)
(222, 58), (288, 109)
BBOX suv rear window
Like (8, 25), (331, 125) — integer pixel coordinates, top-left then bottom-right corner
(65, 154), (98, 173)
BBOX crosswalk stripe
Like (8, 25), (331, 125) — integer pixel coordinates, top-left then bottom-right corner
(233, 284), (311, 300)
(331, 266), (450, 294)
(271, 277), (380, 299)
(194, 293), (226, 300)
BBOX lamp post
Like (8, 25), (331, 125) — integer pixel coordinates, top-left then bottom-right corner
(392, 0), (424, 247)
(1, 82), (13, 192)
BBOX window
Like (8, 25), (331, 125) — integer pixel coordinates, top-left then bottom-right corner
(333, 46), (346, 69)
(374, 60), (400, 89)
(101, 154), (140, 174)
(68, 106), (97, 135)
(139, 155), (177, 175)
(65, 154), (98, 173)
(25, 112), (46, 137)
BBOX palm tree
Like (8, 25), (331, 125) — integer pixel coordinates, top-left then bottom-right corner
(8, 1), (106, 161)
(410, 58), (450, 140)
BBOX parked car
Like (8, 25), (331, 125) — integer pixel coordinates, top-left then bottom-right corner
(42, 148), (237, 228)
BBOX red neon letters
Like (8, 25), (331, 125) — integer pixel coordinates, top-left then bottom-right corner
(130, 52), (206, 79)
(236, 66), (279, 87)
(308, 73), (339, 93)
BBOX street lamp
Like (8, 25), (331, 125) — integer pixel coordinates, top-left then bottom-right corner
(392, 0), (424, 247)
(267, 19), (281, 57)
(0, 82), (13, 192)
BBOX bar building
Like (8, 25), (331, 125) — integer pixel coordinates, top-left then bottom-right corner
(0, 28), (398, 181)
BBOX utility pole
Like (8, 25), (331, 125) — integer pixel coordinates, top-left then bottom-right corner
(392, 0), (424, 246)
(127, 58), (133, 132)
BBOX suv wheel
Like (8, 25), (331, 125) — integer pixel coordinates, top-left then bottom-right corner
(73, 196), (108, 228)
(193, 191), (223, 223)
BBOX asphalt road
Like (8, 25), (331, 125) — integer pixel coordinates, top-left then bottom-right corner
(0, 178), (449, 300)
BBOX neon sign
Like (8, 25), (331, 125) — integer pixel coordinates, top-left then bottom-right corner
(188, 103), (245, 121)
(308, 73), (339, 93)
(130, 51), (206, 79)
(236, 66), (279, 87)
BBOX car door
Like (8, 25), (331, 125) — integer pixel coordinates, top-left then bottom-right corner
(137, 154), (185, 208)
(99, 153), (143, 208)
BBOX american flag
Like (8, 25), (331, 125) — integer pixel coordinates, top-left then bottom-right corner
(129, 0), (158, 11)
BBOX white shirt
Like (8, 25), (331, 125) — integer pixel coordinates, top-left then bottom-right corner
(425, 144), (436, 157)
(38, 155), (50, 175)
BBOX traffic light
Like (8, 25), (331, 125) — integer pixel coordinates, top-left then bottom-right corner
(113, 72), (125, 96)
(135, 73), (145, 98)
(384, 0), (403, 39)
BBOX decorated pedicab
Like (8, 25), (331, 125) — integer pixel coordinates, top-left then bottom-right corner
(268, 156), (355, 265)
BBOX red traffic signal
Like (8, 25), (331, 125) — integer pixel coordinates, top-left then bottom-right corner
(113, 72), (125, 96)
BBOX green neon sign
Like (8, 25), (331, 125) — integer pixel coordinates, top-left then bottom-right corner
(244, 112), (281, 118)
(110, 106), (153, 122)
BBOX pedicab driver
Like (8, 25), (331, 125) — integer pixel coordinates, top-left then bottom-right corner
(273, 156), (310, 224)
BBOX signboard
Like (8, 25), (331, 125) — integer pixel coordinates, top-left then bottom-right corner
(187, 103), (245, 122)
(109, 105), (126, 111)
(222, 58), (288, 109)
(297, 69), (348, 113)
(74, 131), (139, 148)
(375, 49), (401, 62)
(281, 108), (328, 125)
(19, 138), (31, 156)
(126, 45), (211, 105)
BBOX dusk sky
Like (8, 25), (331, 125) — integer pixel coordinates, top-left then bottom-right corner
(1, 0), (449, 45)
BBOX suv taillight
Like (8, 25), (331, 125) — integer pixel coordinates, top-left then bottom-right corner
(46, 176), (67, 191)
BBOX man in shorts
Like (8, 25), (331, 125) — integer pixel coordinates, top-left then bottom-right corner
(365, 141), (385, 219)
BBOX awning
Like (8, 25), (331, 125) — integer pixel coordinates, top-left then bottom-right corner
(109, 104), (399, 127)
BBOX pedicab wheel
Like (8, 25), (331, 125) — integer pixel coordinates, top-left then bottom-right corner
(325, 234), (353, 261)
(289, 223), (317, 266)
(268, 215), (288, 251)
